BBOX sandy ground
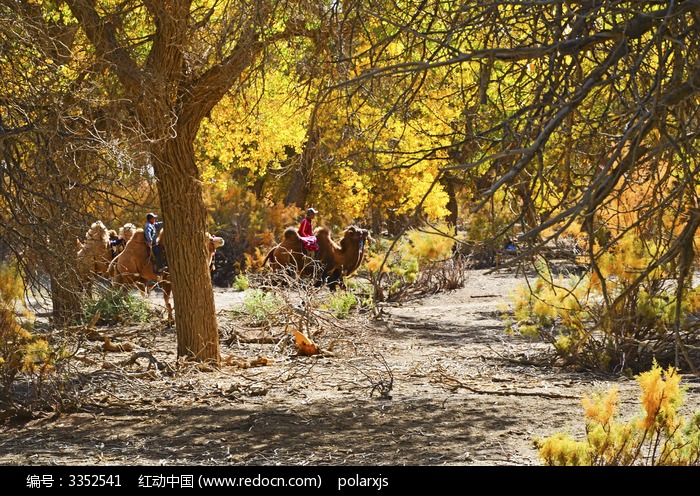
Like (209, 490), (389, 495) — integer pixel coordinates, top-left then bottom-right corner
(2, 268), (700, 471)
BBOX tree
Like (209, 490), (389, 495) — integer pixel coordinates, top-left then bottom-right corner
(330, 1), (700, 369)
(0, 1), (138, 325)
(339, 0), (700, 251)
(62, 0), (324, 363)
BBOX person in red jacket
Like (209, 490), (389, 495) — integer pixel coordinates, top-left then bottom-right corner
(298, 207), (319, 256)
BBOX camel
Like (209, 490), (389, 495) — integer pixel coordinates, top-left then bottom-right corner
(263, 225), (372, 290)
(77, 221), (140, 296)
(107, 228), (225, 323)
(76, 221), (113, 296)
(109, 223), (137, 259)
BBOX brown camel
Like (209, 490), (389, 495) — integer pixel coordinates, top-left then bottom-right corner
(108, 222), (137, 259)
(76, 220), (113, 295)
(108, 228), (225, 323)
(77, 221), (137, 276)
(263, 225), (372, 290)
(119, 223), (137, 243)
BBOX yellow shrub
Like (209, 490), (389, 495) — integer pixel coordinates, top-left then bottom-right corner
(536, 363), (700, 465)
(0, 263), (55, 387)
(406, 224), (455, 262)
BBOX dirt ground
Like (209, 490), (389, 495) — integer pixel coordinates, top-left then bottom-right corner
(3, 267), (700, 468)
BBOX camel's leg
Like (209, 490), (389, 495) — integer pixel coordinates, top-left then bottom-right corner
(163, 286), (174, 326)
(165, 300), (173, 326)
(326, 269), (344, 292)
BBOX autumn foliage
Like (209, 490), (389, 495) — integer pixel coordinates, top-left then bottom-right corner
(537, 363), (700, 466)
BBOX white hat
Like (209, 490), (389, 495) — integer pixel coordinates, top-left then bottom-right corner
(307, 207), (318, 215)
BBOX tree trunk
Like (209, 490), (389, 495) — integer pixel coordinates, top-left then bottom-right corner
(49, 271), (82, 327)
(284, 128), (319, 208)
(153, 137), (220, 364)
(46, 235), (83, 327)
(440, 172), (459, 230)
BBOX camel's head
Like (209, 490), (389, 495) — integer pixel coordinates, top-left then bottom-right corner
(85, 220), (110, 245)
(207, 233), (225, 251)
(342, 225), (372, 246)
(206, 233), (225, 270)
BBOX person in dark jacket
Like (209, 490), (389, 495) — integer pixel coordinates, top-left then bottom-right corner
(144, 212), (165, 274)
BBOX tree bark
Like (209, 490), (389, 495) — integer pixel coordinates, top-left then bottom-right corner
(154, 137), (220, 364)
(284, 128), (320, 208)
(440, 173), (459, 230)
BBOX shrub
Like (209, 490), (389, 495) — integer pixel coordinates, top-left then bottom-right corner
(506, 232), (700, 373)
(0, 309), (52, 391)
(81, 287), (150, 325)
(536, 362), (700, 465)
(0, 262), (24, 307)
(323, 292), (358, 319)
(230, 289), (284, 327)
(0, 262), (54, 395)
(365, 222), (464, 302)
(232, 273), (249, 291)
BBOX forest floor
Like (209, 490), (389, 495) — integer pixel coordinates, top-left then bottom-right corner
(3, 267), (700, 468)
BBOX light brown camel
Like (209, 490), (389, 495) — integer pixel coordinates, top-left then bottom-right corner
(109, 222), (137, 259)
(77, 221), (139, 296)
(263, 225), (372, 290)
(76, 220), (113, 295)
(119, 223), (137, 243)
(107, 228), (225, 323)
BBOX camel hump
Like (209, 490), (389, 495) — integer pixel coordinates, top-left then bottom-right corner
(283, 226), (300, 240)
(315, 226), (330, 239)
(128, 229), (145, 243)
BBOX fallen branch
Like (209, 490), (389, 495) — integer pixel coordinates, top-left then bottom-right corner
(434, 369), (578, 399)
(119, 351), (167, 371)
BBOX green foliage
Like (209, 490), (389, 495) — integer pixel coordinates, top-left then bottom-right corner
(232, 274), (249, 291)
(345, 278), (375, 308)
(81, 288), (150, 325)
(323, 292), (358, 319)
(364, 236), (417, 301)
(229, 289), (284, 327)
(536, 363), (700, 466)
(365, 223), (462, 301)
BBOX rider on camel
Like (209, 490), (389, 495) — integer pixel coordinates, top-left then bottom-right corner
(299, 207), (319, 258)
(144, 212), (165, 275)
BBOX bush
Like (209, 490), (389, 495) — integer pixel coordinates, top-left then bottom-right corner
(0, 308), (53, 392)
(81, 287), (150, 325)
(0, 262), (56, 407)
(233, 273), (249, 291)
(536, 362), (700, 465)
(365, 223), (464, 302)
(323, 292), (358, 319)
(506, 234), (700, 374)
(229, 289), (284, 327)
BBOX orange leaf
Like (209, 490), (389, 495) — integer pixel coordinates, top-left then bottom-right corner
(291, 330), (321, 356)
